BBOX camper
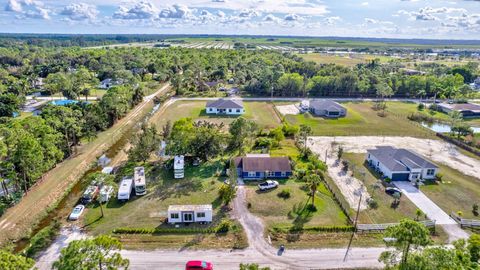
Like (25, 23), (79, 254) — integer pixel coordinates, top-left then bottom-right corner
(174, 155), (185, 179)
(134, 167), (146, 196)
(117, 177), (133, 201)
(168, 204), (213, 224)
(99, 185), (114, 203)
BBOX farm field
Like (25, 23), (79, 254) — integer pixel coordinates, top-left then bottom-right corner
(284, 102), (435, 137)
(154, 100), (281, 129)
(299, 54), (395, 67)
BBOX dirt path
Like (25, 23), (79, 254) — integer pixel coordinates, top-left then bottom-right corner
(0, 84), (170, 245)
(308, 136), (480, 180)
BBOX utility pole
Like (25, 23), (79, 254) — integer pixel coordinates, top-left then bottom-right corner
(344, 190), (363, 262)
(271, 86), (274, 100)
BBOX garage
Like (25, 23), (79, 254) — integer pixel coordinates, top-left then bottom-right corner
(391, 173), (410, 181)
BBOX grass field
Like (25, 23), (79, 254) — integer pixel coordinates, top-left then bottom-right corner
(155, 100), (281, 129)
(420, 164), (480, 219)
(343, 153), (421, 224)
(284, 102), (435, 137)
(299, 54), (394, 67)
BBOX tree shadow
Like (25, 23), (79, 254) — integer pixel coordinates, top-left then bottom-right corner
(287, 200), (314, 232)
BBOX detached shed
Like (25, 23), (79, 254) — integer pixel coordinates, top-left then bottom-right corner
(167, 204), (213, 224)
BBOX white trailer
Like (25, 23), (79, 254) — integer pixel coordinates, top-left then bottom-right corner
(174, 155), (185, 179)
(99, 185), (114, 203)
(117, 177), (133, 201)
(134, 166), (146, 196)
(168, 204), (212, 224)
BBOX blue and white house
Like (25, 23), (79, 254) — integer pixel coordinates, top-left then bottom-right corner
(366, 146), (438, 182)
(234, 154), (292, 180)
(206, 99), (244, 115)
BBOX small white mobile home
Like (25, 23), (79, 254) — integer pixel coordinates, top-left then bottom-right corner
(174, 155), (185, 179)
(167, 204), (213, 224)
(117, 177), (133, 201)
(134, 166), (146, 196)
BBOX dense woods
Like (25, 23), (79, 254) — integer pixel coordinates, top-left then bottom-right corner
(0, 42), (479, 215)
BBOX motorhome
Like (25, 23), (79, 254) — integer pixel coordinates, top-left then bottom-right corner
(117, 177), (133, 201)
(174, 155), (185, 179)
(134, 166), (146, 196)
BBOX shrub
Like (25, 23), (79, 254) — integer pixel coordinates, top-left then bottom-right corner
(435, 173), (444, 182)
(247, 202), (252, 209)
(255, 137), (273, 148)
(282, 123), (299, 137)
(473, 203), (479, 216)
(216, 219), (232, 233)
(277, 189), (291, 199)
(384, 178), (392, 183)
(269, 127), (285, 142)
(367, 198), (378, 209)
(271, 225), (355, 233)
(25, 221), (60, 258)
(457, 211), (463, 217)
(306, 204), (317, 212)
(417, 103), (425, 111)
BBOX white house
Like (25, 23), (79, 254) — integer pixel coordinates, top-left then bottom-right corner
(167, 204), (212, 224)
(366, 146), (438, 182)
(206, 99), (244, 115)
(174, 155), (184, 179)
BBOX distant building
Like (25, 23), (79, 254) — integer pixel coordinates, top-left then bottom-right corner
(471, 77), (480, 90)
(308, 100), (347, 118)
(401, 69), (426, 76)
(168, 204), (212, 224)
(234, 154), (292, 180)
(206, 99), (244, 115)
(99, 78), (122, 89)
(437, 102), (480, 118)
(366, 146), (438, 182)
(174, 155), (184, 179)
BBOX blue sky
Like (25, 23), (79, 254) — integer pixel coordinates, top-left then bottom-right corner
(1, 0), (480, 39)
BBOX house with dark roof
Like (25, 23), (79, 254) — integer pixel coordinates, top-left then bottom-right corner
(206, 99), (244, 115)
(234, 154), (292, 180)
(366, 146), (438, 182)
(437, 102), (480, 118)
(308, 100), (347, 118)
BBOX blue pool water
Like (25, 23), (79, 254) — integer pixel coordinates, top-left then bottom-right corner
(50, 100), (79, 106)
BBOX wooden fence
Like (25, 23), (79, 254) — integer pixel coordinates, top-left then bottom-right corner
(356, 220), (436, 233)
(450, 212), (480, 229)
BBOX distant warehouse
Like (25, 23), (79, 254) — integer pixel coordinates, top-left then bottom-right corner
(437, 102), (480, 118)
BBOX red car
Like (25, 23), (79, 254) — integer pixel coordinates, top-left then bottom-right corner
(186, 260), (213, 270)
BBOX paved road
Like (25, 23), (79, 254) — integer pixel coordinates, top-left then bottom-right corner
(394, 182), (470, 242)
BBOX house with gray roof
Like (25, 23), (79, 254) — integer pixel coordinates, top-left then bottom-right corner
(234, 154), (292, 180)
(366, 146), (438, 182)
(206, 99), (244, 115)
(308, 100), (347, 118)
(437, 102), (480, 118)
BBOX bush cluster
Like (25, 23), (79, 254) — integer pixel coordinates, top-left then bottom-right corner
(113, 219), (232, 235)
(271, 225), (355, 233)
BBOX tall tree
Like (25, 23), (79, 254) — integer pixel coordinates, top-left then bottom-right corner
(298, 125), (312, 152)
(0, 250), (34, 270)
(128, 123), (161, 163)
(228, 117), (257, 153)
(53, 235), (129, 270)
(305, 173), (322, 205)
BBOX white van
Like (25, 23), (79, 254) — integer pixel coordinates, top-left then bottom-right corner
(134, 167), (146, 196)
(117, 177), (133, 201)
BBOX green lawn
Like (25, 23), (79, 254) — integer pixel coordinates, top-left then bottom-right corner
(155, 100), (281, 129)
(420, 164), (480, 219)
(299, 54), (395, 67)
(343, 153), (422, 224)
(284, 102), (435, 137)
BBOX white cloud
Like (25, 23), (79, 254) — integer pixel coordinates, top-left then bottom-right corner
(159, 4), (194, 19)
(60, 3), (98, 21)
(399, 6), (467, 21)
(113, 1), (158, 20)
(361, 2), (369, 6)
(284, 13), (301, 21)
(5, 0), (23, 12)
(4, 0), (50, 19)
(324, 16), (341, 25)
(263, 14), (281, 23)
(238, 9), (260, 18)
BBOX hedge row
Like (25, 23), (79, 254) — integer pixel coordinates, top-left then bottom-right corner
(270, 225), (355, 233)
(113, 227), (216, 234)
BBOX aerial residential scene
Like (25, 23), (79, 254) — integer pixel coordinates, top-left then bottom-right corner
(1, 1), (480, 270)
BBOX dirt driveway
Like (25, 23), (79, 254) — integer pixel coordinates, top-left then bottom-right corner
(308, 136), (480, 180)
(276, 104), (300, 115)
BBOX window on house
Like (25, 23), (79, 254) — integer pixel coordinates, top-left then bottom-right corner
(197, 212), (206, 218)
(170, 213), (179, 219)
(267, 171), (275, 177)
(209, 108), (212, 111)
(281, 172), (286, 177)
(426, 169), (435, 176)
(248, 172), (256, 177)
(368, 154), (370, 158)
(377, 162), (379, 166)
(236, 109), (240, 113)
(228, 109), (232, 112)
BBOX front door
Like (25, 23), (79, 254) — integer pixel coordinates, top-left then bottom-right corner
(183, 212), (194, 222)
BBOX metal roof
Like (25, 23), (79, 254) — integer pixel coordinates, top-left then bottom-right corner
(168, 204), (212, 212)
(367, 146), (438, 172)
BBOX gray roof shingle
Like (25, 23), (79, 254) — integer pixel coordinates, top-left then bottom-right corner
(235, 157), (292, 172)
(367, 146), (438, 172)
(206, 99), (243, 109)
(309, 100), (346, 112)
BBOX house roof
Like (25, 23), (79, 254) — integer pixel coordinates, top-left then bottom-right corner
(438, 102), (480, 113)
(235, 156), (292, 172)
(309, 100), (346, 112)
(168, 204), (212, 212)
(206, 99), (243, 109)
(367, 146), (438, 172)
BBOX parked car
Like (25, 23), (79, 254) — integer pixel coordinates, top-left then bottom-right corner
(258, 180), (279, 191)
(80, 185), (99, 204)
(186, 261), (213, 270)
(385, 187), (402, 196)
(68, 205), (85, 220)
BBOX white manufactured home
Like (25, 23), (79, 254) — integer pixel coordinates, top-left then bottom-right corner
(134, 166), (146, 196)
(366, 146), (438, 182)
(174, 155), (185, 179)
(168, 204), (213, 224)
(206, 99), (244, 115)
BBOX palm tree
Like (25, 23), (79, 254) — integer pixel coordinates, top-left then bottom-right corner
(305, 173), (322, 206)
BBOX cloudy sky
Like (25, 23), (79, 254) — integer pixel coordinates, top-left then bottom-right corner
(1, 0), (479, 39)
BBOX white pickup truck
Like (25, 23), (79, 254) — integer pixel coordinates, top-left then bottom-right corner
(257, 180), (279, 191)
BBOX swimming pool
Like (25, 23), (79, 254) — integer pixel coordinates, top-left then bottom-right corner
(50, 100), (79, 106)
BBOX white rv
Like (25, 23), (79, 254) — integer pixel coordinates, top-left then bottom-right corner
(174, 155), (185, 179)
(117, 177), (133, 201)
(168, 204), (213, 224)
(134, 167), (146, 196)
